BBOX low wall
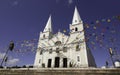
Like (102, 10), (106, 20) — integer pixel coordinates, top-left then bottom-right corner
(0, 68), (120, 75)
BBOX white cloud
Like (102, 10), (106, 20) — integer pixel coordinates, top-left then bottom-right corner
(7, 58), (19, 65)
(0, 52), (19, 66)
(13, 1), (18, 5)
(0, 52), (5, 59)
(68, 0), (73, 4)
(56, 0), (73, 5)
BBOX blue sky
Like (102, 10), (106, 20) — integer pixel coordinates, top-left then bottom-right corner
(0, 0), (120, 67)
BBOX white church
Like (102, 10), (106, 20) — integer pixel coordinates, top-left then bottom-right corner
(34, 7), (96, 68)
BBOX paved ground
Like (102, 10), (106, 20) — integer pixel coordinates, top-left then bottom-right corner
(0, 68), (120, 75)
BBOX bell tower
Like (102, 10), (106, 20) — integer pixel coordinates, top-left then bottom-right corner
(69, 6), (96, 67)
(34, 15), (53, 67)
(40, 15), (53, 40)
(69, 6), (84, 38)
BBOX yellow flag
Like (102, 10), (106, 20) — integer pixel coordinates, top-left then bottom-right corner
(63, 30), (66, 33)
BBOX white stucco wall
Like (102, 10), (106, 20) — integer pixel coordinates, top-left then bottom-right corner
(34, 23), (96, 68)
(34, 7), (96, 68)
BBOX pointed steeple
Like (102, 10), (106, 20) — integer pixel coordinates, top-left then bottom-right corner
(72, 6), (82, 25)
(43, 15), (52, 32)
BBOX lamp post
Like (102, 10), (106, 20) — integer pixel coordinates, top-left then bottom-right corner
(109, 48), (115, 68)
(0, 41), (14, 66)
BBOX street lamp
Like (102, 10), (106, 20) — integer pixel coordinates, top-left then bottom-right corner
(109, 48), (115, 68)
(0, 41), (14, 66)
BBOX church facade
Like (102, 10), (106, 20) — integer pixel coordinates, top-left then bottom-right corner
(34, 7), (96, 68)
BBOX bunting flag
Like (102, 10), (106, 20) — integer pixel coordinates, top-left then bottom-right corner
(116, 15), (120, 21)
(107, 19), (111, 22)
(96, 20), (99, 23)
(8, 15), (119, 56)
(13, 39), (38, 54)
(101, 19), (106, 22)
(63, 30), (66, 33)
(109, 48), (113, 55)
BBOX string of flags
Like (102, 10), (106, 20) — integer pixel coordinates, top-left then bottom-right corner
(61, 15), (120, 51)
(62, 15), (120, 32)
(7, 15), (120, 55)
(13, 39), (38, 54)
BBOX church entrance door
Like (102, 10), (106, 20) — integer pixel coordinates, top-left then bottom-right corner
(54, 57), (60, 67)
(63, 58), (67, 68)
(47, 59), (52, 68)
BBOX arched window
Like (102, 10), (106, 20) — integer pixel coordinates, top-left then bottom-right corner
(55, 41), (61, 46)
(56, 48), (59, 53)
(39, 59), (41, 63)
(49, 48), (52, 54)
(76, 45), (80, 51)
(40, 50), (43, 55)
(43, 34), (45, 38)
(77, 56), (80, 62)
(75, 27), (78, 31)
(63, 47), (67, 52)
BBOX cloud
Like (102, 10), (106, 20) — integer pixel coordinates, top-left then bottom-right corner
(0, 52), (19, 66)
(68, 0), (73, 5)
(7, 58), (19, 65)
(0, 52), (5, 59)
(10, 0), (21, 7)
(56, 0), (73, 5)
(13, 1), (18, 5)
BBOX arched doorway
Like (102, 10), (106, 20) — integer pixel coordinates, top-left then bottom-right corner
(63, 58), (67, 68)
(47, 59), (52, 68)
(54, 57), (60, 67)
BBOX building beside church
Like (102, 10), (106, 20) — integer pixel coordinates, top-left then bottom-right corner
(34, 7), (96, 68)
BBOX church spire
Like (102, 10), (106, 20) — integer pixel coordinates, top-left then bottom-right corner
(72, 6), (82, 25)
(43, 15), (52, 32)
